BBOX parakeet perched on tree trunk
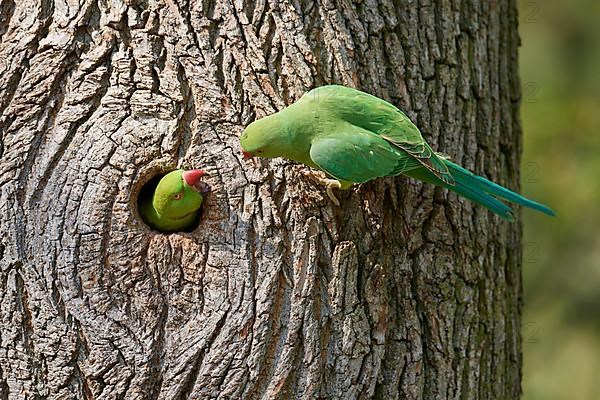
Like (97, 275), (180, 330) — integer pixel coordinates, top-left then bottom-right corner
(139, 169), (211, 232)
(240, 85), (554, 221)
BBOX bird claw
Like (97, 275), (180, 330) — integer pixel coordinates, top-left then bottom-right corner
(302, 170), (342, 206)
(325, 180), (341, 207)
(194, 181), (211, 194)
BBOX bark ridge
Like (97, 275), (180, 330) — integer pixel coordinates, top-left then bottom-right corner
(0, 0), (523, 398)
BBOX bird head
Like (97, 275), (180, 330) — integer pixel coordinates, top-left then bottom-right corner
(240, 114), (289, 159)
(152, 169), (210, 219)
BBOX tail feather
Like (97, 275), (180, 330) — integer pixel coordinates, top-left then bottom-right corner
(451, 181), (516, 221)
(404, 159), (555, 221)
(445, 160), (555, 217)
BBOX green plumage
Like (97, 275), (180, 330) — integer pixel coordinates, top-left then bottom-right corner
(139, 169), (208, 232)
(240, 85), (554, 220)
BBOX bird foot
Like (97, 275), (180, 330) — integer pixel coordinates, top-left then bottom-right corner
(303, 170), (342, 206)
(324, 179), (342, 207)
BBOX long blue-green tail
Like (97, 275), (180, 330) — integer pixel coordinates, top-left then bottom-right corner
(406, 160), (555, 221)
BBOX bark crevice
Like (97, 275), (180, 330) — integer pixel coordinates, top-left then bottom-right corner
(1, 0), (523, 398)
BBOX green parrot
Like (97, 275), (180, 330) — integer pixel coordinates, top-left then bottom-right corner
(239, 85), (554, 221)
(139, 169), (210, 232)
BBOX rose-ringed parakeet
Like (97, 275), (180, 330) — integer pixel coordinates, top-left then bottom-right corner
(239, 85), (554, 221)
(139, 169), (210, 232)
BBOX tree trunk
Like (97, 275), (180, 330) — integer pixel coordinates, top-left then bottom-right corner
(0, 0), (524, 399)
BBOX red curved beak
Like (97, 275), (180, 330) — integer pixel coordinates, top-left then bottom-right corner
(242, 150), (253, 159)
(182, 169), (206, 186)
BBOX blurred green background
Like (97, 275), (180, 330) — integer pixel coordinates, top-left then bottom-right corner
(519, 0), (600, 399)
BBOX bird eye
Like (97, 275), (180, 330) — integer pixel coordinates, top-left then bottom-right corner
(172, 193), (183, 200)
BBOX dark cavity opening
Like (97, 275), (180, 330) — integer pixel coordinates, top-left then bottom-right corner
(137, 170), (203, 233)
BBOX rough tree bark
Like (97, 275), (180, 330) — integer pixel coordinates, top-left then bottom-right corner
(0, 0), (524, 399)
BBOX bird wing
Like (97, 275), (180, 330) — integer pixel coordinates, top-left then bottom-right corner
(306, 85), (455, 185)
(308, 124), (421, 183)
(379, 132), (454, 185)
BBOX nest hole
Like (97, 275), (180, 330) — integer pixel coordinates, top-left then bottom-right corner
(136, 169), (204, 233)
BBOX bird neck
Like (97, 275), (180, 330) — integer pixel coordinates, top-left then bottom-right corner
(141, 196), (198, 232)
(276, 104), (316, 165)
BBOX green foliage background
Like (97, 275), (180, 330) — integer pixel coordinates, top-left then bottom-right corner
(519, 1), (600, 398)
